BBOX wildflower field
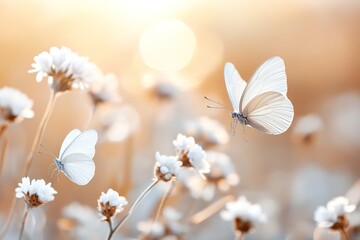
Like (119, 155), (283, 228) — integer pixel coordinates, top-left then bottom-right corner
(0, 1), (360, 239)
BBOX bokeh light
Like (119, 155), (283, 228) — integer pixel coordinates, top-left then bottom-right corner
(139, 19), (196, 71)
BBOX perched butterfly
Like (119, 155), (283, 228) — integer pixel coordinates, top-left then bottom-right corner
(54, 129), (98, 185)
(223, 56), (294, 135)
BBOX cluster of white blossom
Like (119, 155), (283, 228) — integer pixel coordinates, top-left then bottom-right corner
(314, 196), (356, 229)
(155, 133), (210, 182)
(15, 177), (57, 208)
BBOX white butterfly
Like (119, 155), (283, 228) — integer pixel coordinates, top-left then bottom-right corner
(54, 129), (98, 185)
(224, 56), (294, 135)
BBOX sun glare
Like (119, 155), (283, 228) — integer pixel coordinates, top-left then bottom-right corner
(139, 19), (196, 71)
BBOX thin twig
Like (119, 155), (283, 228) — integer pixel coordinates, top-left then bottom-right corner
(18, 207), (29, 240)
(148, 181), (175, 234)
(108, 180), (159, 240)
(190, 195), (235, 225)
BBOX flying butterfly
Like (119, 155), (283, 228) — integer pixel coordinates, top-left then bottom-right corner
(220, 56), (294, 135)
(54, 129), (98, 185)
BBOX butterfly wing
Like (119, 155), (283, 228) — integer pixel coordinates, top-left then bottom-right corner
(59, 129), (81, 157)
(60, 129), (98, 159)
(224, 62), (247, 112)
(240, 56), (287, 112)
(61, 153), (95, 185)
(242, 91), (294, 135)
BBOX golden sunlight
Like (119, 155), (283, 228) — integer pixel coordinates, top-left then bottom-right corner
(139, 19), (196, 71)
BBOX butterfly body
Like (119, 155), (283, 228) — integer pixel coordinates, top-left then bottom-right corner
(224, 57), (294, 135)
(231, 111), (248, 125)
(54, 159), (64, 171)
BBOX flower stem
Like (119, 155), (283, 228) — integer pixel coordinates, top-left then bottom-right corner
(339, 227), (349, 240)
(118, 135), (134, 197)
(108, 180), (159, 240)
(152, 181), (174, 223)
(85, 105), (96, 129)
(18, 207), (29, 240)
(235, 230), (243, 240)
(24, 89), (56, 174)
(106, 219), (113, 240)
(190, 195), (235, 224)
(0, 126), (9, 175)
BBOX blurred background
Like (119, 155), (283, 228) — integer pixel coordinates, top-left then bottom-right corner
(0, 0), (360, 239)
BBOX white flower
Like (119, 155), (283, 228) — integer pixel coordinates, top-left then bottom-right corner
(181, 151), (239, 201)
(137, 221), (165, 238)
(86, 64), (121, 105)
(163, 207), (188, 235)
(293, 113), (323, 144)
(314, 206), (338, 228)
(98, 189), (128, 219)
(99, 189), (128, 208)
(94, 104), (140, 143)
(61, 202), (108, 239)
(29, 46), (90, 92)
(187, 144), (210, 174)
(15, 177), (57, 207)
(221, 196), (266, 233)
(173, 133), (211, 175)
(327, 196), (356, 215)
(293, 113), (323, 136)
(141, 73), (178, 100)
(155, 152), (182, 181)
(185, 117), (229, 147)
(173, 133), (195, 152)
(0, 87), (34, 123)
(206, 151), (240, 189)
(137, 207), (187, 239)
(314, 196), (356, 228)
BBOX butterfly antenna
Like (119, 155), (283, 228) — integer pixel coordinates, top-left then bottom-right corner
(39, 144), (57, 159)
(204, 96), (232, 111)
